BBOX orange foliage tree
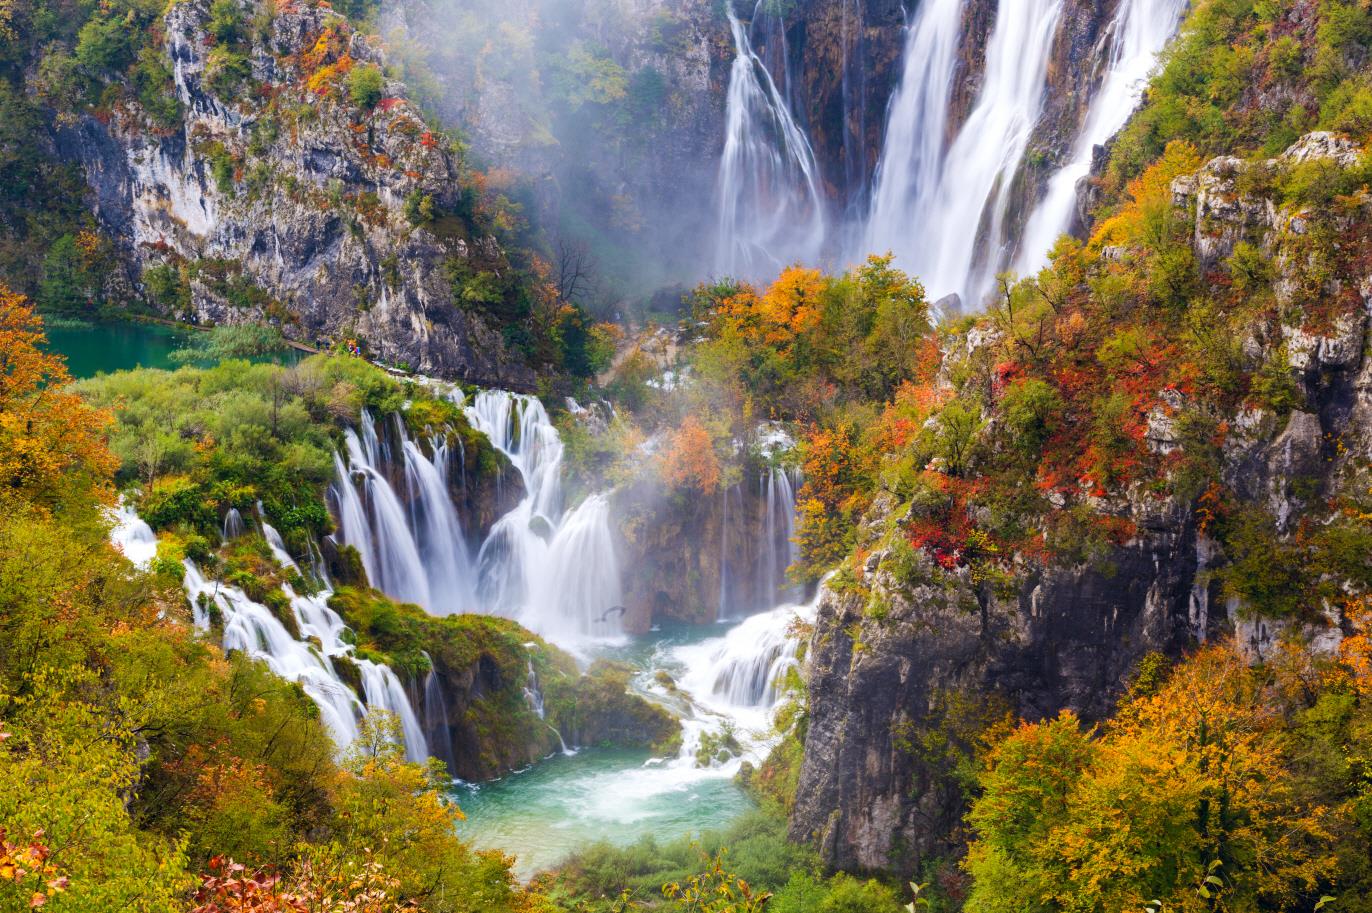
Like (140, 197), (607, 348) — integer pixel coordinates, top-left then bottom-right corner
(0, 284), (115, 512)
(659, 415), (721, 493)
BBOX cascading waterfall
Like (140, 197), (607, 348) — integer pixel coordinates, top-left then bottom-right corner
(657, 588), (820, 777)
(676, 597), (814, 713)
(715, 0), (827, 280)
(181, 561), (368, 748)
(421, 651), (458, 771)
(111, 506), (429, 762)
(1014, 0), (1189, 276)
(862, 0), (1185, 309)
(464, 391), (624, 645)
(861, 0), (962, 278)
(331, 411), (477, 615)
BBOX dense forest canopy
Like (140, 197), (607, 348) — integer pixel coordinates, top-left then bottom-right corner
(2, 0), (1372, 910)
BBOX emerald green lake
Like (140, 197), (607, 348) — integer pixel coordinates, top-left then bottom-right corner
(43, 319), (300, 378)
(44, 320), (192, 378)
(453, 747), (754, 879)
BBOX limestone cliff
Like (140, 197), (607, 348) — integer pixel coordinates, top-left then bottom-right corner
(789, 133), (1372, 877)
(60, 0), (538, 386)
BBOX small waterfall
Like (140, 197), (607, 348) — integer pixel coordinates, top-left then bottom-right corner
(838, 0), (870, 212)
(717, 481), (734, 621)
(1015, 0), (1188, 276)
(756, 466), (801, 608)
(181, 561), (365, 747)
(523, 657), (546, 719)
(523, 655), (574, 754)
(658, 589), (819, 773)
(676, 597), (814, 713)
(421, 652), (458, 772)
(221, 507), (245, 542)
(110, 502), (158, 571)
(714, 0), (827, 280)
(358, 658), (430, 764)
(464, 391), (624, 645)
(165, 511), (431, 763)
(336, 427), (432, 607)
(401, 435), (477, 614)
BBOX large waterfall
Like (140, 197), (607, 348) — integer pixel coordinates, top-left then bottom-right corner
(1015, 0), (1189, 276)
(864, 0), (1065, 309)
(718, 0), (1184, 309)
(861, 0), (1186, 308)
(714, 0), (827, 280)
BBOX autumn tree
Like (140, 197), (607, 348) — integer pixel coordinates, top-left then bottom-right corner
(660, 415), (721, 493)
(965, 646), (1337, 913)
(0, 284), (115, 513)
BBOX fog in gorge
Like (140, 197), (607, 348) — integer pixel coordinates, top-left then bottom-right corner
(379, 0), (1188, 313)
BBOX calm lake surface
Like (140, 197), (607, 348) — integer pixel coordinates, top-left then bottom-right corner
(44, 319), (300, 378)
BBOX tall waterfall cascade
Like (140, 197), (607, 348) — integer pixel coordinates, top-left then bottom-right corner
(714, 0), (827, 281)
(1014, 0), (1190, 277)
(331, 410), (477, 615)
(718, 0), (1185, 309)
(861, 0), (1185, 307)
(864, 0), (1066, 308)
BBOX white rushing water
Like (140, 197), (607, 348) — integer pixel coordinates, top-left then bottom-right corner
(109, 503), (429, 762)
(714, 0), (827, 280)
(110, 501), (158, 571)
(864, 0), (1065, 309)
(1015, 0), (1189, 276)
(858, 0), (1188, 309)
(331, 410), (477, 615)
(463, 390), (624, 647)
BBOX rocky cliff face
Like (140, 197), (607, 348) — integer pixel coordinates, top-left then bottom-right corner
(60, 0), (537, 386)
(790, 133), (1372, 877)
(613, 466), (804, 631)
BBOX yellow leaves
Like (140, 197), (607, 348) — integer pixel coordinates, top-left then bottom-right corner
(1338, 595), (1372, 692)
(1090, 140), (1203, 252)
(967, 644), (1340, 913)
(0, 286), (116, 510)
(758, 266), (826, 340)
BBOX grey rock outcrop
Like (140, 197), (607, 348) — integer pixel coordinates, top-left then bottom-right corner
(60, 0), (537, 387)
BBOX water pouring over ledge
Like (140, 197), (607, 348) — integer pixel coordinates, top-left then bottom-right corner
(110, 506), (430, 762)
(714, 0), (827, 281)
